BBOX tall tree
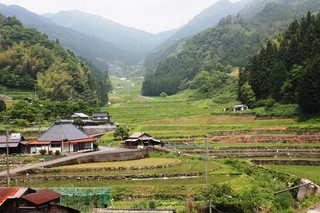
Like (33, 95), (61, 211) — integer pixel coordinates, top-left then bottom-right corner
(297, 57), (320, 113)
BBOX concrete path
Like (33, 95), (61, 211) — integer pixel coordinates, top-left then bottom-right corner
(308, 203), (320, 213)
(0, 147), (131, 177)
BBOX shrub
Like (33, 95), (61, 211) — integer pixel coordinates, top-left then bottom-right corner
(148, 200), (156, 209)
(274, 192), (293, 210)
(160, 92), (167, 98)
(48, 150), (53, 155)
(55, 150), (61, 156)
(13, 119), (30, 127)
(39, 149), (47, 155)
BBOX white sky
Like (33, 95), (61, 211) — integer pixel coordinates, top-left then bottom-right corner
(0, 0), (240, 34)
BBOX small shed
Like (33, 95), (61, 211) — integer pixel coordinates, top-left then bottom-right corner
(0, 133), (28, 154)
(231, 104), (248, 111)
(122, 133), (162, 149)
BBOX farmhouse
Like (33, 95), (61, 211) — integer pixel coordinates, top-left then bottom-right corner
(27, 120), (96, 154)
(0, 187), (79, 213)
(224, 104), (249, 112)
(122, 132), (163, 149)
(69, 112), (89, 121)
(231, 104), (249, 111)
(68, 112), (114, 126)
(0, 133), (27, 154)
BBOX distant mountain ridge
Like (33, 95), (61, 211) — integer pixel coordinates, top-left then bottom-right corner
(0, 4), (176, 71)
(143, 0), (252, 74)
(43, 10), (175, 65)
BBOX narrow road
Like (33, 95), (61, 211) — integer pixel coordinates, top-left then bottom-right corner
(0, 147), (132, 177)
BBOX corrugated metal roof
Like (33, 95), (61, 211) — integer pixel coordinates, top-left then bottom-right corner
(70, 113), (89, 118)
(22, 188), (62, 205)
(128, 132), (146, 139)
(0, 187), (29, 206)
(0, 133), (25, 143)
(0, 142), (19, 148)
(38, 123), (90, 142)
(27, 140), (51, 145)
(69, 138), (96, 143)
(10, 133), (22, 141)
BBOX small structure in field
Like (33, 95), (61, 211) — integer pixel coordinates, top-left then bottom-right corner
(122, 132), (163, 149)
(224, 104), (249, 112)
(297, 179), (320, 201)
(0, 133), (27, 154)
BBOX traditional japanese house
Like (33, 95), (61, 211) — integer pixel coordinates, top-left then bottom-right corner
(28, 120), (96, 154)
(122, 132), (163, 149)
(0, 133), (27, 154)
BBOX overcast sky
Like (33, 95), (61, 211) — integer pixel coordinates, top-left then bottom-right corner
(0, 0), (240, 33)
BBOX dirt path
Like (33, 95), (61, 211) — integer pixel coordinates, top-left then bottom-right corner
(0, 147), (130, 177)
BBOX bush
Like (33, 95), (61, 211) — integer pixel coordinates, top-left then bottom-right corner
(148, 200), (156, 209)
(48, 150), (53, 155)
(13, 119), (30, 127)
(55, 150), (61, 156)
(274, 192), (293, 210)
(39, 149), (47, 155)
(160, 92), (167, 98)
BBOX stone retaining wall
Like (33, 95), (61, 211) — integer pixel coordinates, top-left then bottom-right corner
(43, 159), (181, 173)
(45, 149), (149, 168)
(0, 172), (202, 184)
(251, 159), (320, 165)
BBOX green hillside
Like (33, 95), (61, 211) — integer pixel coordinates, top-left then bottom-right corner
(0, 15), (111, 105)
(239, 11), (320, 114)
(142, 0), (320, 97)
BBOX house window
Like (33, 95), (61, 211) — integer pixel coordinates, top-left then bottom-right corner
(84, 142), (92, 149)
(51, 144), (61, 148)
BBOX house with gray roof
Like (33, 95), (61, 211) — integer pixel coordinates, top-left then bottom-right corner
(28, 120), (96, 154)
(122, 132), (163, 149)
(0, 133), (27, 154)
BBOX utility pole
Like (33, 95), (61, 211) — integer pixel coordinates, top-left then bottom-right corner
(4, 117), (10, 187)
(205, 134), (212, 213)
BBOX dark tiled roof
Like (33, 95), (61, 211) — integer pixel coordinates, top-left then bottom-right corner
(38, 123), (90, 142)
(22, 188), (62, 205)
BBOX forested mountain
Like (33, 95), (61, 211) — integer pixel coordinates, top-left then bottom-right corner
(0, 15), (111, 105)
(143, 0), (251, 74)
(142, 0), (320, 97)
(238, 11), (320, 114)
(43, 10), (175, 65)
(0, 5), (174, 71)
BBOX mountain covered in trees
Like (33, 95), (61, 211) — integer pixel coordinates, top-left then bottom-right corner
(0, 4), (174, 71)
(142, 0), (251, 75)
(141, 0), (320, 97)
(238, 11), (320, 114)
(0, 15), (111, 106)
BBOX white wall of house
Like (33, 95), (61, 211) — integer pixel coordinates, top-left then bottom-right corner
(30, 145), (49, 154)
(29, 142), (93, 154)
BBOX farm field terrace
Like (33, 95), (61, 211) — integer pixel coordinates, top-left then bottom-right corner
(266, 165), (320, 184)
